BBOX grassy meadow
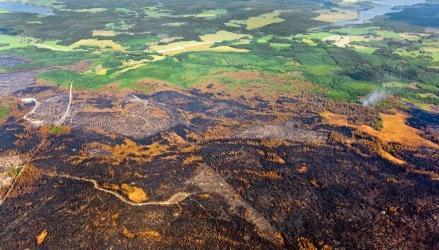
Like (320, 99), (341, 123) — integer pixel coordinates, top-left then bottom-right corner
(0, 0), (437, 108)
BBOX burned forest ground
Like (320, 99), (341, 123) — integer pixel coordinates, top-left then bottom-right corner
(0, 72), (438, 249)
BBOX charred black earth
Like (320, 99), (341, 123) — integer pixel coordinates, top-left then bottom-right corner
(0, 84), (438, 249)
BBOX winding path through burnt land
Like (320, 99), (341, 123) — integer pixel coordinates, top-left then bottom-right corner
(47, 173), (193, 207)
(44, 165), (284, 245)
(21, 98), (43, 126)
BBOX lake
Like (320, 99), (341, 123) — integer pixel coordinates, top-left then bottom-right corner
(0, 2), (53, 15)
(338, 0), (426, 25)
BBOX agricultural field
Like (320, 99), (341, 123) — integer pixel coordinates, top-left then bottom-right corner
(0, 0), (438, 249)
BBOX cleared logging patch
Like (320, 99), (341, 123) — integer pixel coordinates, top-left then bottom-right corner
(149, 30), (250, 56)
(313, 9), (358, 23)
(70, 39), (126, 52)
(226, 11), (285, 30)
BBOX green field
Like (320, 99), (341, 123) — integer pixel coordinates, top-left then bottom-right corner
(0, 104), (10, 120)
(0, 0), (437, 108)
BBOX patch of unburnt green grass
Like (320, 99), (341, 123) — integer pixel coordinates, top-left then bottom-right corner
(0, 104), (10, 120)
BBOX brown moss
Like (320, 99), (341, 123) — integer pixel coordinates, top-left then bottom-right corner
(360, 112), (438, 148)
(136, 230), (161, 240)
(8, 165), (42, 199)
(267, 153), (286, 165)
(386, 177), (400, 184)
(322, 244), (333, 250)
(320, 111), (350, 127)
(295, 237), (317, 250)
(180, 144), (200, 153)
(199, 193), (210, 199)
(36, 229), (48, 246)
(243, 169), (282, 180)
(120, 184), (148, 203)
(164, 132), (187, 144)
(111, 213), (119, 227)
(411, 170), (439, 181)
(297, 164), (309, 174)
(309, 179), (320, 187)
(321, 111), (438, 149)
(121, 227), (161, 241)
(80, 139), (169, 164)
(261, 138), (285, 148)
(111, 139), (143, 157)
(389, 206), (399, 213)
(121, 226), (135, 239)
(145, 143), (169, 158)
(103, 183), (120, 191)
(182, 156), (203, 166)
(261, 170), (282, 180)
(38, 125), (71, 136)
(377, 146), (406, 165)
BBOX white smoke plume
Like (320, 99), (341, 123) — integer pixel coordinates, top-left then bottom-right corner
(361, 90), (389, 107)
